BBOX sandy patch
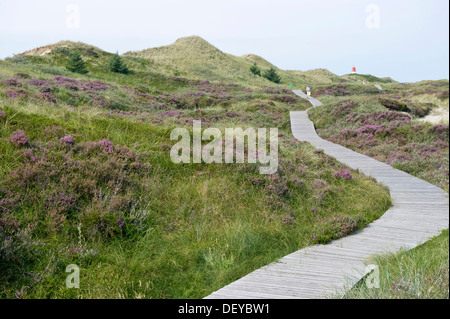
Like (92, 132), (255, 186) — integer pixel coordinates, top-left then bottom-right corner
(419, 106), (449, 124)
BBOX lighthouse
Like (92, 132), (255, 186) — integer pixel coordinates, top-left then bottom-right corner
(352, 66), (356, 74)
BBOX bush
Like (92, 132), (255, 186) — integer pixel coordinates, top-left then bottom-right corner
(263, 67), (281, 84)
(410, 103), (432, 118)
(66, 52), (88, 74)
(53, 47), (73, 56)
(108, 53), (129, 74)
(378, 98), (409, 112)
(437, 90), (449, 101)
(250, 63), (261, 76)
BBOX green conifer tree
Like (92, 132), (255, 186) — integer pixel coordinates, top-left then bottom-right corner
(66, 52), (88, 74)
(263, 67), (281, 84)
(108, 53), (129, 74)
(250, 62), (261, 76)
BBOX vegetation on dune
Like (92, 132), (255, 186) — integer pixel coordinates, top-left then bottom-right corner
(309, 96), (449, 191)
(0, 49), (391, 298)
(308, 86), (448, 299)
(0, 37), (448, 299)
(123, 36), (342, 86)
(343, 229), (449, 299)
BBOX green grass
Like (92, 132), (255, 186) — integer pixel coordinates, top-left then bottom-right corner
(343, 229), (449, 299)
(0, 103), (391, 298)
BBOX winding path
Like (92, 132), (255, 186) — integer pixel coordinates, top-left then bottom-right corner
(205, 90), (449, 299)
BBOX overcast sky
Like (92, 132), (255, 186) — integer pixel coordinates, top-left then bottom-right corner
(0, 0), (448, 82)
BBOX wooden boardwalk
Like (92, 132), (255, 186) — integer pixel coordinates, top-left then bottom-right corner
(205, 90), (449, 299)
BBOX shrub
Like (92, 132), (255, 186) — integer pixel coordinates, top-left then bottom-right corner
(333, 170), (353, 180)
(60, 135), (75, 146)
(8, 130), (29, 147)
(53, 47), (73, 56)
(250, 63), (261, 76)
(378, 98), (409, 112)
(82, 48), (99, 58)
(66, 52), (88, 74)
(108, 53), (129, 74)
(437, 90), (449, 101)
(263, 67), (281, 84)
(313, 215), (359, 244)
(410, 103), (432, 118)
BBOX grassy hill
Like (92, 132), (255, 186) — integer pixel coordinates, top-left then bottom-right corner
(10, 36), (393, 89)
(124, 36), (344, 86)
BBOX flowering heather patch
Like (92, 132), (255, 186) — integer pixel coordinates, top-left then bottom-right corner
(2, 78), (22, 87)
(60, 135), (75, 146)
(84, 81), (109, 91)
(92, 96), (110, 108)
(0, 110), (6, 120)
(313, 179), (328, 188)
(345, 111), (411, 125)
(270, 94), (298, 104)
(429, 125), (449, 140)
(310, 100), (449, 190)
(333, 170), (353, 180)
(316, 84), (352, 96)
(117, 219), (125, 228)
(261, 86), (290, 94)
(163, 110), (182, 116)
(197, 83), (227, 93)
(5, 87), (28, 100)
(53, 76), (108, 92)
(332, 100), (357, 117)
(387, 153), (411, 164)
(84, 138), (115, 154)
(8, 130), (29, 147)
(184, 90), (206, 97)
(2, 134), (152, 240)
(46, 193), (77, 214)
(38, 92), (58, 104)
(26, 79), (53, 92)
(53, 76), (82, 89)
(0, 195), (20, 214)
(225, 111), (239, 118)
(14, 73), (30, 79)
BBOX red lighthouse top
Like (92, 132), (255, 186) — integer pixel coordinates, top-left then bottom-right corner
(352, 66), (356, 74)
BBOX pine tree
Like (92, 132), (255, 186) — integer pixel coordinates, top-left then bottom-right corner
(263, 67), (281, 84)
(108, 53), (129, 74)
(250, 62), (261, 76)
(66, 52), (88, 74)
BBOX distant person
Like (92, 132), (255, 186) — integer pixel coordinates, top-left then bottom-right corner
(306, 86), (311, 98)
